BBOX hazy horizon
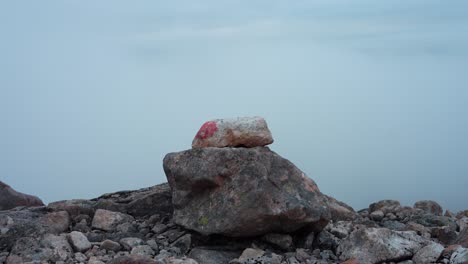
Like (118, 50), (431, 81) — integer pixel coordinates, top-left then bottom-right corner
(1, 1), (467, 212)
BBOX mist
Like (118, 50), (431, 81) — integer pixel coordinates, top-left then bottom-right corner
(1, 0), (467, 212)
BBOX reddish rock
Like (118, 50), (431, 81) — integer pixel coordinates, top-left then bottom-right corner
(191, 117), (273, 148)
(456, 227), (468, 247)
(0, 181), (44, 211)
(341, 259), (359, 264)
(163, 147), (330, 237)
(324, 195), (358, 221)
(108, 256), (157, 264)
(414, 200), (443, 216)
(91, 209), (134, 231)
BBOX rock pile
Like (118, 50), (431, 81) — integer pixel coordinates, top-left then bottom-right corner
(1, 117), (468, 264)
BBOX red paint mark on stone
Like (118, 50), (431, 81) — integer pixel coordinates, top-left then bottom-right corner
(195, 121), (218, 140)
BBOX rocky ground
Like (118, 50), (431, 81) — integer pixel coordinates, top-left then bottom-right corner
(1, 117), (467, 264)
(1, 183), (468, 264)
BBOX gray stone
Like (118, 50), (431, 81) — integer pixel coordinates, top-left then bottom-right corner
(152, 223), (168, 234)
(369, 210), (384, 221)
(101, 239), (122, 252)
(450, 247), (468, 264)
(337, 228), (429, 264)
(262, 233), (293, 250)
(91, 209), (134, 231)
(412, 242), (444, 264)
(456, 227), (468, 247)
(120, 237), (144, 251)
(369, 200), (401, 214)
(191, 117), (273, 148)
(188, 247), (240, 264)
(68, 231), (92, 252)
(0, 181), (44, 211)
(131, 245), (155, 256)
(47, 199), (95, 217)
(74, 252), (88, 262)
(171, 234), (191, 254)
(164, 147), (330, 237)
(108, 255), (157, 264)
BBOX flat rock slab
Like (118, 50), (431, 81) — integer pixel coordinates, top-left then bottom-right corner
(191, 117), (273, 148)
(163, 147), (330, 237)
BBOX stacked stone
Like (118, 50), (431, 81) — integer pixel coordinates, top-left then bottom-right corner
(164, 117), (331, 237)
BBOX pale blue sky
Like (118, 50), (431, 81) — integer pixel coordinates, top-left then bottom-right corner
(1, 1), (467, 211)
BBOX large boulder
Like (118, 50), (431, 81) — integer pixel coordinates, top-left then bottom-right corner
(337, 227), (429, 264)
(414, 200), (443, 216)
(163, 146), (330, 237)
(191, 117), (273, 148)
(0, 181), (44, 211)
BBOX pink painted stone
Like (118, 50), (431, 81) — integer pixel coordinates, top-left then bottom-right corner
(192, 117), (274, 148)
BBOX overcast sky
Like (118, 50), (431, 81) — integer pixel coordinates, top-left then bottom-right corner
(1, 1), (467, 212)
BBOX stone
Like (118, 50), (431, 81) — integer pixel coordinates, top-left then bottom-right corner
(0, 181), (44, 210)
(131, 245), (155, 256)
(75, 252), (88, 262)
(68, 231), (92, 252)
(188, 247), (240, 264)
(432, 226), (458, 245)
(191, 117), (274, 148)
(47, 199), (95, 217)
(369, 200), (401, 214)
(262, 233), (293, 250)
(369, 210), (384, 221)
(120, 237), (144, 251)
(165, 257), (199, 264)
(450, 247), (468, 264)
(108, 255), (157, 264)
(88, 256), (106, 264)
(411, 214), (457, 230)
(313, 230), (339, 251)
(456, 227), (468, 247)
(152, 223), (169, 234)
(412, 242), (444, 264)
(171, 234), (191, 254)
(101, 239), (122, 252)
(40, 211), (70, 234)
(457, 217), (468, 232)
(337, 227), (429, 264)
(163, 147), (330, 237)
(414, 200), (443, 216)
(231, 248), (265, 263)
(91, 209), (134, 231)
(324, 195), (358, 221)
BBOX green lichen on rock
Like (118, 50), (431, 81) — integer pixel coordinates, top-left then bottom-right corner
(199, 216), (209, 225)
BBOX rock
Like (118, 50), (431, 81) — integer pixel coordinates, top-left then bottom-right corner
(414, 200), (443, 216)
(231, 248), (265, 263)
(450, 247), (468, 264)
(0, 181), (44, 210)
(40, 211), (70, 234)
(163, 147), (330, 237)
(191, 117), (274, 148)
(108, 255), (157, 264)
(337, 227), (429, 264)
(382, 220), (406, 231)
(89, 256), (106, 264)
(411, 214), (457, 230)
(91, 209), (134, 231)
(101, 239), (122, 252)
(324, 195), (358, 221)
(188, 247), (240, 264)
(262, 233), (293, 250)
(456, 227), (468, 247)
(120, 237), (144, 251)
(412, 242), (444, 264)
(48, 199), (95, 217)
(152, 223), (169, 234)
(405, 222), (432, 238)
(457, 217), (468, 232)
(369, 200), (401, 214)
(327, 221), (352, 239)
(165, 257), (199, 264)
(131, 245), (155, 256)
(171, 234), (191, 255)
(369, 210), (384, 221)
(75, 252), (88, 262)
(68, 231), (92, 252)
(94, 183), (173, 217)
(313, 230), (339, 251)
(432, 226), (458, 245)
